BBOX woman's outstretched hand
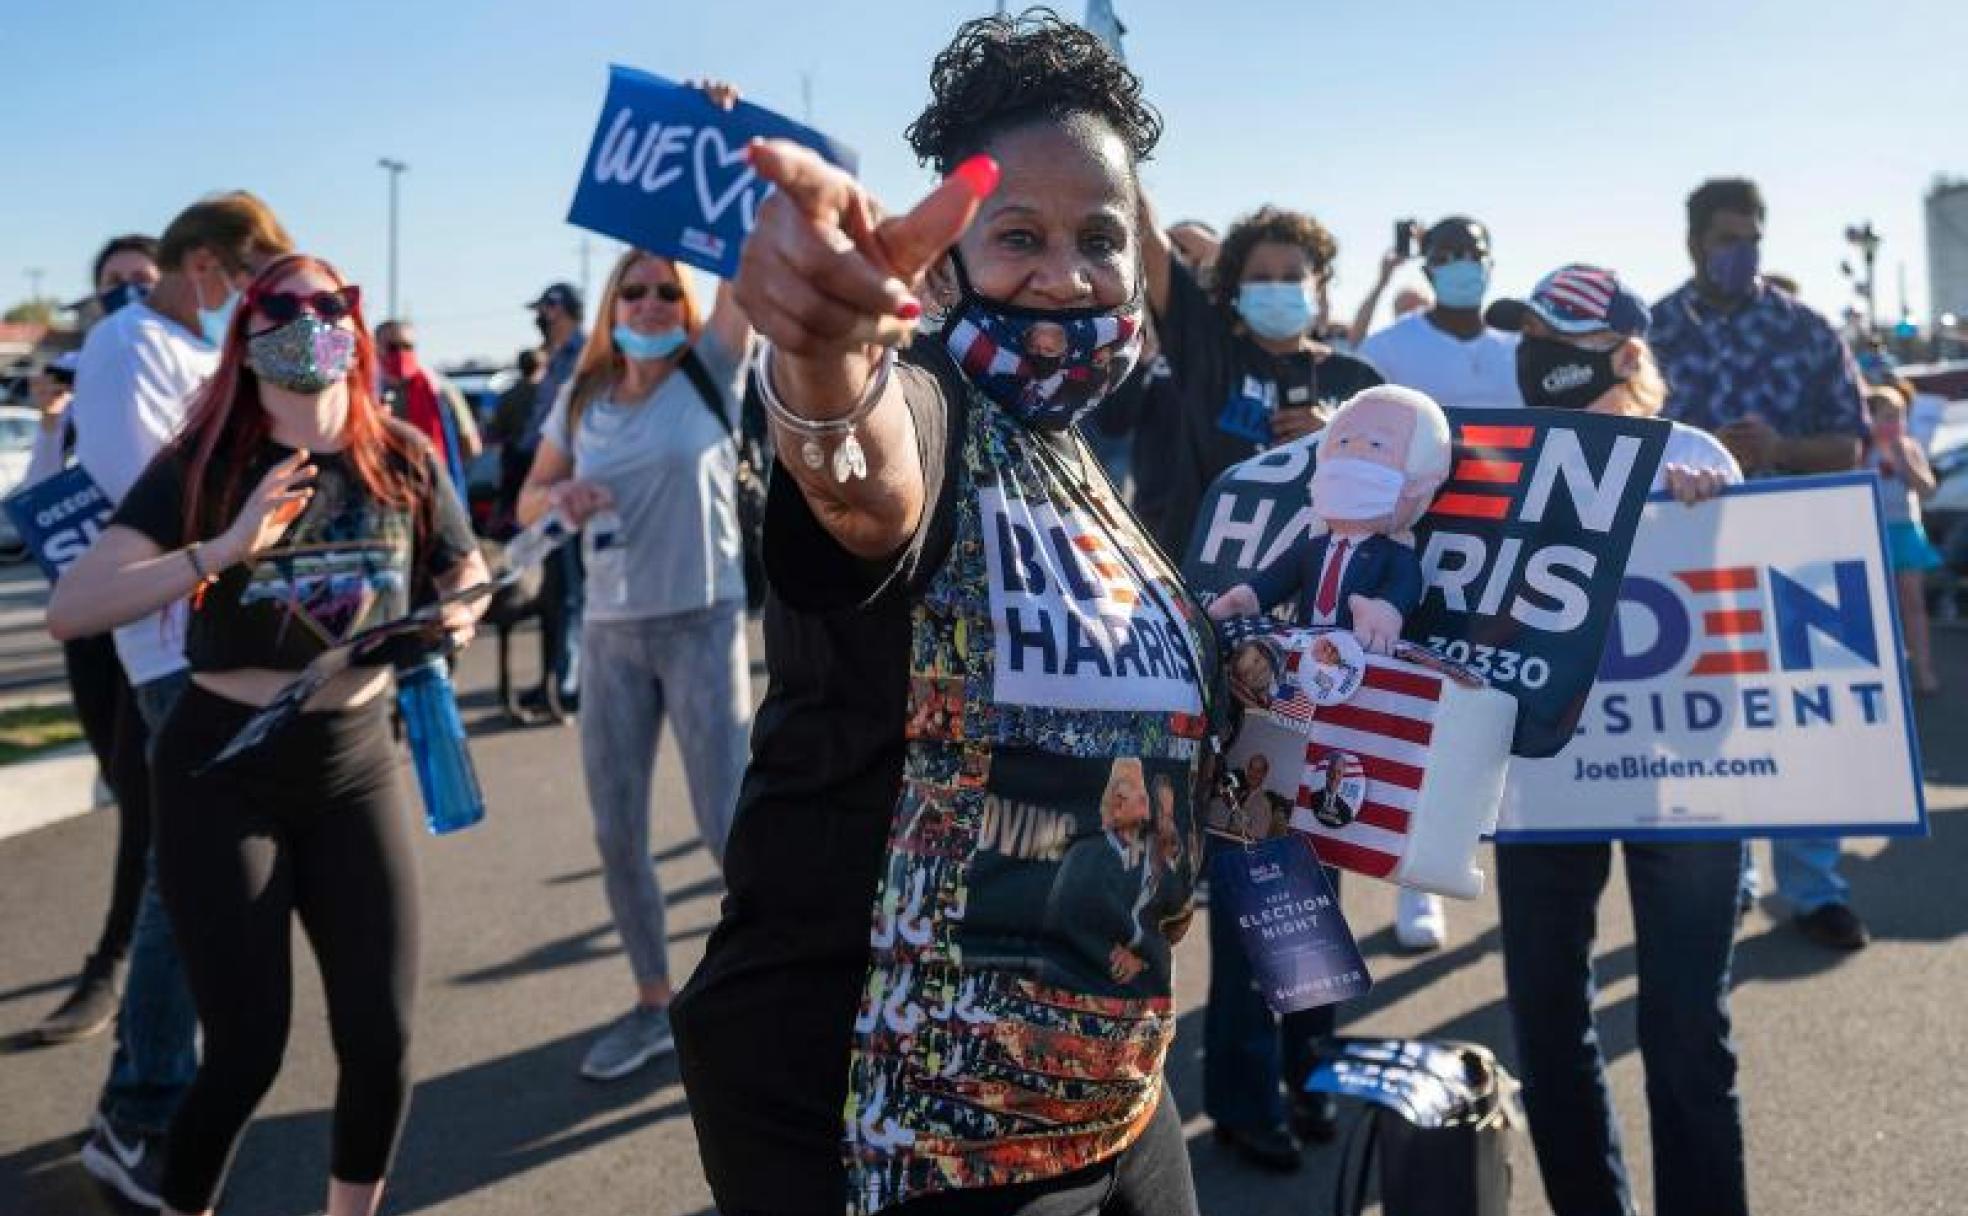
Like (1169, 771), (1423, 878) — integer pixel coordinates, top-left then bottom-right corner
(738, 141), (996, 370)
(737, 141), (997, 560)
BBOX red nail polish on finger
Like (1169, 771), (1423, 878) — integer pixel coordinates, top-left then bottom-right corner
(950, 155), (1000, 198)
(896, 299), (923, 321)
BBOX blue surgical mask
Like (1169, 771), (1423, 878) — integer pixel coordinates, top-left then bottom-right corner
(99, 282), (150, 317)
(197, 286), (239, 347)
(1703, 241), (1760, 300)
(1429, 259), (1490, 310)
(1235, 282), (1316, 341)
(613, 323), (687, 361)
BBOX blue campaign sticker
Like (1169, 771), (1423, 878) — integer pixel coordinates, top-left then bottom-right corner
(2, 465), (111, 581)
(1210, 835), (1370, 1013)
(1304, 1037), (1492, 1129)
(1216, 375), (1275, 446)
(567, 66), (859, 279)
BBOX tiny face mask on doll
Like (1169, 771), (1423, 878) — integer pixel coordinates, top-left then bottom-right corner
(1310, 457), (1407, 522)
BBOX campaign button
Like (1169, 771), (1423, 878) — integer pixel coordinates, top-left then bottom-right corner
(1298, 629), (1367, 706)
(1311, 751), (1368, 829)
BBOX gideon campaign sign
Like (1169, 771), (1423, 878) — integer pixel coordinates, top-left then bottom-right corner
(567, 67), (858, 279)
(1183, 409), (1667, 757)
(3, 465), (112, 581)
(1499, 474), (1926, 841)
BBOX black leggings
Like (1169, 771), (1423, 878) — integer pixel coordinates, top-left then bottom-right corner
(62, 634), (151, 968)
(151, 682), (420, 1213)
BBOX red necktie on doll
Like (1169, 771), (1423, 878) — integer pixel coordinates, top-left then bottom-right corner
(1314, 538), (1351, 619)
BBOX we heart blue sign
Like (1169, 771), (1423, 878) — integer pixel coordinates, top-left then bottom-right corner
(567, 66), (859, 279)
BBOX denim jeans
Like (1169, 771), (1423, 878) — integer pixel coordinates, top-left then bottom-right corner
(1202, 840), (1338, 1131)
(98, 669), (198, 1134)
(579, 606), (749, 987)
(544, 542), (585, 699)
(1772, 835), (1848, 913)
(1497, 840), (1747, 1216)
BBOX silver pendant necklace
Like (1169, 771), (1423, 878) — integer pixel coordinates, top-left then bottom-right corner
(832, 432), (868, 482)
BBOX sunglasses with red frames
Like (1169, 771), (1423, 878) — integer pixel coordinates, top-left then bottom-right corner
(618, 282), (684, 304)
(252, 285), (362, 326)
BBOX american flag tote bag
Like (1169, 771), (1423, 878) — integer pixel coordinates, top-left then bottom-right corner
(1212, 623), (1517, 899)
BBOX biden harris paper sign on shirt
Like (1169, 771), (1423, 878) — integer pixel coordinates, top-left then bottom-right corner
(982, 485), (1206, 716)
(567, 67), (859, 279)
(1183, 408), (1667, 758)
(1498, 474), (1927, 841)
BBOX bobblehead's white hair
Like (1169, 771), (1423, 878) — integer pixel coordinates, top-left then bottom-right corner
(1306, 384), (1454, 541)
(1314, 384), (1453, 480)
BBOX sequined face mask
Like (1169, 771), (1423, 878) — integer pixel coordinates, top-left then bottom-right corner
(939, 253), (1145, 432)
(247, 314), (357, 393)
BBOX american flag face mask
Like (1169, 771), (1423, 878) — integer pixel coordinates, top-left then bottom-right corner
(940, 252), (1145, 432)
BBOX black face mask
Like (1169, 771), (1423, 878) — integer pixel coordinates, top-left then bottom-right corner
(1516, 335), (1621, 411)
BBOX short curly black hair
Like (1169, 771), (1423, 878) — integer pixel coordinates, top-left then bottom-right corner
(1210, 206), (1339, 309)
(1687, 178), (1765, 241)
(905, 9), (1161, 177)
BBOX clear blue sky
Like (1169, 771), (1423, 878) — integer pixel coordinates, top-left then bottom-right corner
(4, 0), (1964, 364)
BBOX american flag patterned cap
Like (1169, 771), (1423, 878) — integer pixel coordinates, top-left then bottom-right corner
(1485, 264), (1650, 339)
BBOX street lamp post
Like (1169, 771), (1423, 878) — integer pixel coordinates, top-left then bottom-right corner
(1843, 221), (1880, 336)
(377, 158), (408, 320)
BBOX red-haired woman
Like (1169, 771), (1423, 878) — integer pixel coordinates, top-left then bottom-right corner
(48, 253), (487, 1216)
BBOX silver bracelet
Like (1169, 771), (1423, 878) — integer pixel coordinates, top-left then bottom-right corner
(752, 338), (895, 484)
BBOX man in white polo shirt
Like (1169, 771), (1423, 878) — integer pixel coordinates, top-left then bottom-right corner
(1358, 214), (1522, 950)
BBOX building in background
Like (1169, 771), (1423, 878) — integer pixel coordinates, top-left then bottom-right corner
(1926, 177), (1968, 339)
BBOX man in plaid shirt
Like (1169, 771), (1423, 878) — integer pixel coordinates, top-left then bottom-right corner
(1651, 177), (1872, 951)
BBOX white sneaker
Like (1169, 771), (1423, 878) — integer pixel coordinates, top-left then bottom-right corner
(1395, 889), (1446, 951)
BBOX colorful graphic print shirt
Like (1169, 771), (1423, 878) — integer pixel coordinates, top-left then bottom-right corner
(112, 434), (476, 672)
(1649, 280), (1868, 451)
(674, 346), (1225, 1215)
(839, 381), (1218, 1212)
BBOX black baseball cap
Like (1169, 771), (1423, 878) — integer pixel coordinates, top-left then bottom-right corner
(527, 282), (584, 318)
(1422, 216), (1490, 258)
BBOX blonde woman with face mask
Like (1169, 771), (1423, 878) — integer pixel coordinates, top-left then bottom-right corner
(1485, 264), (1749, 1216)
(518, 84), (758, 1083)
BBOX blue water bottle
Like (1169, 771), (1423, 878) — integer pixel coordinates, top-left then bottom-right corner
(396, 657), (487, 835)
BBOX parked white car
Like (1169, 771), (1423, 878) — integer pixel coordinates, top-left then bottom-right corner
(0, 404), (43, 560)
